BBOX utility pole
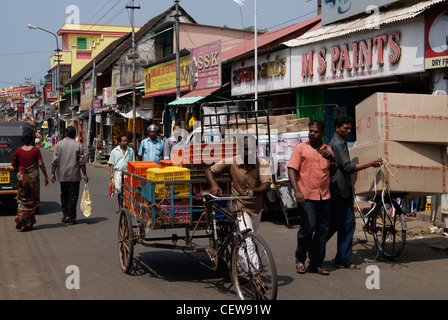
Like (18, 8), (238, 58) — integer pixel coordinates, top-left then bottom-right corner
(254, 0), (258, 111)
(126, 0), (140, 154)
(174, 0), (181, 100)
(86, 60), (95, 157)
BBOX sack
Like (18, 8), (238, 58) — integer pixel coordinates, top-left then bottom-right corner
(80, 184), (93, 217)
(109, 178), (115, 198)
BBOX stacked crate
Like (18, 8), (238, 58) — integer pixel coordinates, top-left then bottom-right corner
(123, 161), (158, 209)
(181, 142), (238, 165)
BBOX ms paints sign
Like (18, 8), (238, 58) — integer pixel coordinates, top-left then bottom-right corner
(291, 17), (425, 88)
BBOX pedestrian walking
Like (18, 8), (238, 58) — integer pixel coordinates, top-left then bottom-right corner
(12, 131), (49, 231)
(327, 115), (382, 269)
(287, 118), (336, 275)
(138, 124), (164, 164)
(108, 134), (135, 211)
(50, 126), (88, 225)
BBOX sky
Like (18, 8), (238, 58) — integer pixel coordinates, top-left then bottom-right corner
(0, 0), (318, 89)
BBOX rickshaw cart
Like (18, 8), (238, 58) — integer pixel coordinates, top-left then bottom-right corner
(118, 171), (230, 273)
(118, 172), (278, 300)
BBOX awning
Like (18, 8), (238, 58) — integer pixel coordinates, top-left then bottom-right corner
(117, 91), (132, 98)
(50, 99), (66, 106)
(65, 88), (81, 95)
(283, 0), (445, 47)
(167, 86), (222, 106)
(119, 107), (153, 120)
(78, 109), (94, 119)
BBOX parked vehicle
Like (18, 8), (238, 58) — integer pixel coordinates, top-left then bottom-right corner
(0, 122), (35, 205)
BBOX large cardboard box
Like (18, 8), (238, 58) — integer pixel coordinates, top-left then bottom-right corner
(355, 92), (448, 145)
(350, 140), (448, 197)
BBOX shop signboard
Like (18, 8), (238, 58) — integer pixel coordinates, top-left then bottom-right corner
(0, 92), (22, 100)
(80, 92), (92, 111)
(45, 86), (57, 103)
(231, 48), (291, 96)
(0, 85), (36, 100)
(322, 0), (399, 26)
(93, 98), (102, 110)
(291, 17), (425, 88)
(80, 79), (93, 111)
(190, 40), (221, 91)
(425, 4), (448, 69)
(103, 86), (117, 105)
(144, 55), (190, 98)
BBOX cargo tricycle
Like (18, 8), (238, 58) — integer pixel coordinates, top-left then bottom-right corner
(118, 169), (278, 300)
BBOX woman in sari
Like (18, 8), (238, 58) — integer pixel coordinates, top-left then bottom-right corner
(12, 131), (49, 231)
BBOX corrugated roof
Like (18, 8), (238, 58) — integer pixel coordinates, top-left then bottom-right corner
(167, 96), (205, 106)
(167, 86), (224, 106)
(283, 0), (447, 48)
(221, 15), (321, 62)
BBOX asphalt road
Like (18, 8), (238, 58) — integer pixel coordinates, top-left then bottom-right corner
(0, 148), (447, 303)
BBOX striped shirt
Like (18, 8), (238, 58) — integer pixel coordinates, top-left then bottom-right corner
(138, 137), (164, 164)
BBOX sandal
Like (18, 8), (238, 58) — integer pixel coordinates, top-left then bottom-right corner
(335, 263), (361, 270)
(308, 266), (330, 275)
(295, 261), (306, 274)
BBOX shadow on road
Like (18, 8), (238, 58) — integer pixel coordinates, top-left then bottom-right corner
(38, 201), (62, 215)
(127, 250), (235, 295)
(351, 236), (448, 268)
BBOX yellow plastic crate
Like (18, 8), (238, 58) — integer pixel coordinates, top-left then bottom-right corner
(155, 183), (190, 197)
(146, 167), (190, 181)
(147, 167), (190, 197)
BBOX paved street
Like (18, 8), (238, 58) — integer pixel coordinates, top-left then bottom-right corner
(0, 148), (447, 302)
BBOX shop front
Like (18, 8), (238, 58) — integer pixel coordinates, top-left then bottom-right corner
(285, 1), (445, 141)
(230, 47), (297, 112)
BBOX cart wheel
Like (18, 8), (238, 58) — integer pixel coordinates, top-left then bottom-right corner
(231, 232), (278, 300)
(118, 210), (134, 273)
(372, 199), (406, 259)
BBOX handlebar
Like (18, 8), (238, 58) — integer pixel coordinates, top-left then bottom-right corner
(201, 192), (254, 201)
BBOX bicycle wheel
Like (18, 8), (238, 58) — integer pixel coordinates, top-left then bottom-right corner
(230, 232), (278, 300)
(372, 199), (406, 259)
(118, 210), (135, 273)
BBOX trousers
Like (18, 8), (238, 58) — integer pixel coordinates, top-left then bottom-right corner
(237, 211), (262, 273)
(295, 199), (330, 269)
(327, 195), (355, 267)
(60, 181), (80, 221)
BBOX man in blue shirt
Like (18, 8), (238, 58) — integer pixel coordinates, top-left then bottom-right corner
(138, 124), (164, 164)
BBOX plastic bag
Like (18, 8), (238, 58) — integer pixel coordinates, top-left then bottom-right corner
(80, 184), (93, 217)
(109, 178), (114, 198)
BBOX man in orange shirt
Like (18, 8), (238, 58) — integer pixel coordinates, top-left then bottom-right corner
(288, 118), (336, 275)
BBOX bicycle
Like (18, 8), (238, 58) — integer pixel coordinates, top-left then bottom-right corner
(354, 189), (406, 259)
(202, 193), (278, 300)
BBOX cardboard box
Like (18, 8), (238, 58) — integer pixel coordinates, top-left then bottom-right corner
(355, 92), (448, 145)
(350, 140), (448, 197)
(270, 115), (288, 126)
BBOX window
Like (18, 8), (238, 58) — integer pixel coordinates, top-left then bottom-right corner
(77, 37), (87, 50)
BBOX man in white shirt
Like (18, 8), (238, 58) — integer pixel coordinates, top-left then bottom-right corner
(109, 134), (135, 211)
